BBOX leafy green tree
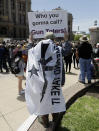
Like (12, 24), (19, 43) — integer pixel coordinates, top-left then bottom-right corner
(86, 34), (90, 39)
(74, 34), (82, 41)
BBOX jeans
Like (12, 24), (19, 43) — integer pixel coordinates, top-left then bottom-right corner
(79, 58), (92, 82)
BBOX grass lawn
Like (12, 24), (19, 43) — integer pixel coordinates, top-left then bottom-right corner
(59, 95), (99, 131)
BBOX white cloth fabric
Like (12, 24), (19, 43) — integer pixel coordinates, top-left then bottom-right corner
(25, 39), (66, 115)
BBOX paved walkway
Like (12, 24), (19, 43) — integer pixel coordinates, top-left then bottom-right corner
(0, 65), (80, 131)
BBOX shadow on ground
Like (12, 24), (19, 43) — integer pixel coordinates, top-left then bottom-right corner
(74, 67), (80, 70)
(65, 72), (78, 75)
(17, 94), (25, 102)
(1, 72), (10, 74)
(58, 126), (70, 131)
(86, 83), (99, 99)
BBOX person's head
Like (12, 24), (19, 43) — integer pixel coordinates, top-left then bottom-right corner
(11, 44), (15, 48)
(8, 43), (11, 48)
(96, 43), (99, 48)
(44, 32), (55, 41)
(0, 43), (3, 48)
(61, 39), (65, 43)
(55, 41), (60, 46)
(17, 44), (21, 49)
(80, 35), (89, 43)
(23, 44), (27, 48)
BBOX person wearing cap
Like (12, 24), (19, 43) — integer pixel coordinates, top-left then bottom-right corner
(25, 32), (66, 131)
(77, 35), (92, 84)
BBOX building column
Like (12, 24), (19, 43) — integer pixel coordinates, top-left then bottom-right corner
(4, 0), (6, 15)
(26, 0), (31, 38)
(25, 1), (28, 38)
(15, 0), (19, 38)
(89, 27), (99, 46)
(15, 0), (19, 24)
(8, 0), (12, 22)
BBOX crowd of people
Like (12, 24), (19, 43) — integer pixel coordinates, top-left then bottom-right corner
(0, 34), (99, 93)
(0, 38), (79, 75)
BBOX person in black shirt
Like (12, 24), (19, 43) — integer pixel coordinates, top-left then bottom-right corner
(77, 35), (92, 84)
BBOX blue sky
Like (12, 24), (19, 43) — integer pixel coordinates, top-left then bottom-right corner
(31, 0), (99, 33)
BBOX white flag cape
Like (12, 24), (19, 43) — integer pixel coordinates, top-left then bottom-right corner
(25, 39), (66, 115)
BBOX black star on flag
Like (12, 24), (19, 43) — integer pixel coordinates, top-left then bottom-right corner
(28, 65), (39, 78)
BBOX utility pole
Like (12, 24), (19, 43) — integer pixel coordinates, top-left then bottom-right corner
(78, 26), (79, 31)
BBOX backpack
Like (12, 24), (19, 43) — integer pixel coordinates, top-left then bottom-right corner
(62, 41), (72, 57)
(11, 57), (20, 74)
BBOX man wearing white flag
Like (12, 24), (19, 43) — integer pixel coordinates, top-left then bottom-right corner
(25, 32), (66, 130)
